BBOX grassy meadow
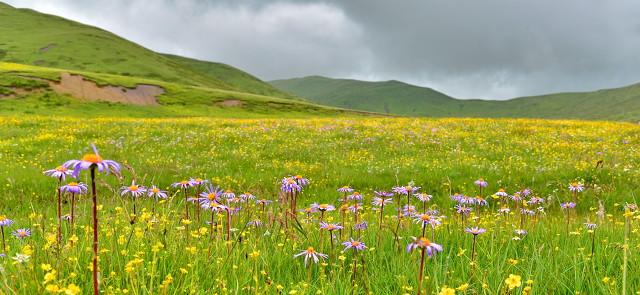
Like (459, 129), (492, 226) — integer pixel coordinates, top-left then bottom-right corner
(0, 116), (638, 294)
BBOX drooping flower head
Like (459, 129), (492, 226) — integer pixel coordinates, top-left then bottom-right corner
(465, 227), (486, 236)
(342, 238), (367, 252)
(120, 180), (147, 198)
(63, 144), (120, 178)
(222, 189), (236, 200)
(43, 166), (72, 181)
(294, 247), (328, 266)
(528, 196), (545, 205)
(406, 237), (443, 257)
(11, 228), (30, 239)
(454, 204), (472, 215)
(147, 185), (168, 200)
(60, 182), (88, 195)
(0, 215), (14, 227)
(474, 178), (488, 188)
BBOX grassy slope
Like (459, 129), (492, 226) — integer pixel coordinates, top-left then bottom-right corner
(271, 76), (640, 121)
(0, 2), (291, 98)
(0, 62), (363, 118)
(161, 54), (297, 100)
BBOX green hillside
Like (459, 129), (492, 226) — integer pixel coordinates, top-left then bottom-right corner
(271, 76), (640, 121)
(0, 2), (291, 98)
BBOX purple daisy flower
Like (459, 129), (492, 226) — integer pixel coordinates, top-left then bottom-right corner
(348, 203), (363, 213)
(147, 185), (168, 200)
(406, 237), (443, 257)
(561, 202), (576, 209)
(474, 179), (488, 188)
(0, 216), (13, 227)
(584, 223), (597, 230)
(255, 199), (273, 206)
(280, 177), (302, 193)
(63, 144), (120, 178)
(494, 189), (509, 197)
(498, 207), (511, 214)
(342, 238), (367, 252)
(514, 229), (527, 236)
(337, 186), (354, 193)
(189, 177), (208, 187)
(371, 197), (393, 207)
(60, 182), (88, 195)
(11, 228), (30, 239)
(247, 220), (263, 227)
(528, 196), (545, 205)
(120, 180), (147, 198)
(354, 221), (368, 230)
(346, 192), (363, 201)
(171, 180), (193, 189)
(413, 213), (441, 228)
(402, 205), (416, 216)
(393, 184), (420, 195)
(294, 247), (328, 266)
(311, 203), (336, 212)
(319, 222), (343, 231)
(465, 227), (486, 235)
(414, 193), (433, 203)
(293, 175), (310, 187)
(43, 166), (72, 181)
(239, 192), (256, 201)
(569, 182), (585, 193)
(454, 204), (472, 215)
(374, 191), (394, 197)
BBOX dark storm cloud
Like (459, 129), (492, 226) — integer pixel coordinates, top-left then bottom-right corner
(6, 0), (640, 98)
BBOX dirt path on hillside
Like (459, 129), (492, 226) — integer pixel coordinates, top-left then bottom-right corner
(48, 73), (164, 105)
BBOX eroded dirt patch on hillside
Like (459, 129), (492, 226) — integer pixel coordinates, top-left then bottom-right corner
(49, 73), (164, 105)
(217, 99), (244, 107)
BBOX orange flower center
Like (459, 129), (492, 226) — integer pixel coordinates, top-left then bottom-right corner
(82, 154), (103, 163)
(419, 237), (431, 246)
(207, 193), (216, 200)
(180, 180), (188, 185)
(152, 188), (159, 193)
(0, 216), (5, 222)
(351, 241), (360, 247)
(56, 166), (67, 172)
(68, 182), (78, 186)
(420, 215), (431, 221)
(129, 185), (138, 191)
(306, 247), (315, 253)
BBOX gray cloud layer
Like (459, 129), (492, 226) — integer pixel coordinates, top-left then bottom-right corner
(6, 0), (640, 99)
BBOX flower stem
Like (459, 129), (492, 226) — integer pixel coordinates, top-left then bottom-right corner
(90, 166), (99, 295)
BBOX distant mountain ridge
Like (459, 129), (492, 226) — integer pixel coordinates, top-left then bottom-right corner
(271, 76), (640, 121)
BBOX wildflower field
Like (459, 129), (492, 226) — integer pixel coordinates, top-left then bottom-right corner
(0, 116), (639, 294)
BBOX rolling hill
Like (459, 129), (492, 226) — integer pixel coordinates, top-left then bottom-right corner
(271, 76), (640, 121)
(0, 2), (351, 118)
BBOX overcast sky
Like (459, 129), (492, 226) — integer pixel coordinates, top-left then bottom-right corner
(6, 0), (640, 99)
